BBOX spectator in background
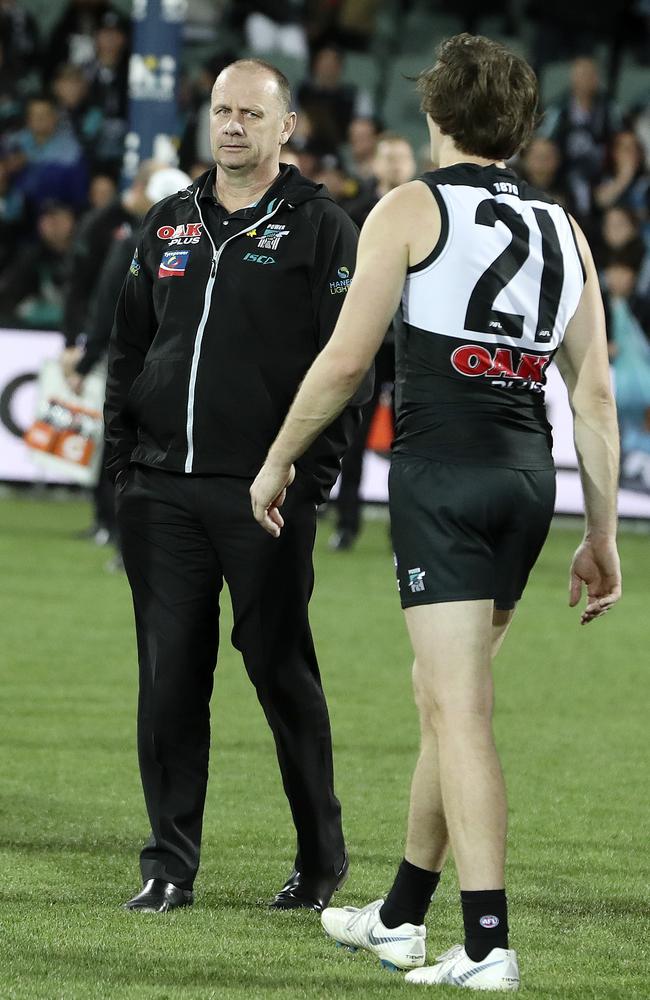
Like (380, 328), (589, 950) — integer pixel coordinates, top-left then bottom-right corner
(305, 0), (381, 52)
(313, 149), (361, 212)
(345, 131), (416, 228)
(597, 205), (647, 274)
(0, 200), (75, 328)
(60, 160), (177, 546)
(603, 251), (650, 486)
(68, 167), (192, 394)
(527, 0), (621, 81)
(517, 135), (574, 211)
(82, 11), (129, 173)
(594, 130), (650, 217)
(60, 159), (164, 366)
(297, 44), (372, 149)
(541, 56), (622, 223)
(51, 63), (99, 156)
(44, 0), (112, 79)
(346, 116), (382, 181)
(0, 0), (40, 78)
(0, 35), (24, 137)
(88, 171), (116, 209)
(3, 94), (88, 223)
(242, 1), (308, 59)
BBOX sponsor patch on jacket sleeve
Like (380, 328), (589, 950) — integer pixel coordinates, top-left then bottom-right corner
(329, 265), (352, 294)
(158, 250), (190, 278)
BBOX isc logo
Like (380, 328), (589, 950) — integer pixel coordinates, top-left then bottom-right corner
(243, 253), (275, 265)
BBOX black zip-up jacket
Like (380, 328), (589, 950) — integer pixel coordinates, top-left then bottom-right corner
(104, 165), (368, 501)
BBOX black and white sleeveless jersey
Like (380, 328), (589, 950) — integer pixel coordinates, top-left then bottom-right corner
(393, 163), (585, 469)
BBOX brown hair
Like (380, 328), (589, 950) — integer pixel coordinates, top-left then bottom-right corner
(417, 34), (539, 160)
(223, 58), (292, 114)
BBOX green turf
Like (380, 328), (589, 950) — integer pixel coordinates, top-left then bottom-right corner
(0, 497), (648, 999)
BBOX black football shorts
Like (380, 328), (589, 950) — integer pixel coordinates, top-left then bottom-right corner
(389, 455), (556, 611)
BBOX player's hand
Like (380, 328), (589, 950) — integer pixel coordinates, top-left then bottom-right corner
(250, 460), (295, 537)
(569, 534), (622, 625)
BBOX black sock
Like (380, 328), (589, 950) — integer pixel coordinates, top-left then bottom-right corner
(461, 889), (509, 961)
(380, 859), (440, 928)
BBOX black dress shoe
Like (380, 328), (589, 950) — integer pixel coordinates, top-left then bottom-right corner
(269, 852), (349, 912)
(123, 878), (193, 913)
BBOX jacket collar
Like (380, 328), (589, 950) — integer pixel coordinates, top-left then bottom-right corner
(198, 164), (294, 216)
(195, 163), (333, 214)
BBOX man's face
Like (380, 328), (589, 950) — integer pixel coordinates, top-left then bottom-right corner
(348, 118), (377, 159)
(96, 25), (126, 64)
(38, 208), (75, 249)
(572, 58), (599, 98)
(53, 72), (87, 109)
(373, 139), (416, 189)
(27, 101), (58, 141)
(605, 263), (635, 299)
(603, 208), (636, 248)
(210, 66), (295, 175)
(313, 48), (342, 88)
(524, 138), (560, 183)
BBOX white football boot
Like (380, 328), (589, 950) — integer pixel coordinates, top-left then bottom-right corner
(321, 898), (426, 971)
(405, 944), (519, 990)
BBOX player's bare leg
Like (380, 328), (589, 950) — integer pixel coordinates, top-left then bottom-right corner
(403, 658), (449, 872)
(402, 605), (513, 873)
(405, 600), (505, 890)
(491, 607), (515, 658)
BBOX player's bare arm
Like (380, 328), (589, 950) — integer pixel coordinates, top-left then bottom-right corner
(250, 181), (440, 535)
(555, 218), (622, 624)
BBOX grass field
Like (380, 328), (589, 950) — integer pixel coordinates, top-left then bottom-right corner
(0, 496), (648, 1000)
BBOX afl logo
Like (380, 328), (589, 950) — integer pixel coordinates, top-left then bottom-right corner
(479, 915), (499, 929)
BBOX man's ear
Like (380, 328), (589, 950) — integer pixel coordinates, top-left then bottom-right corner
(280, 111), (297, 145)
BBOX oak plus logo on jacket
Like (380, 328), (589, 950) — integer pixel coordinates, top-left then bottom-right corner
(157, 223), (203, 245)
(158, 251), (189, 278)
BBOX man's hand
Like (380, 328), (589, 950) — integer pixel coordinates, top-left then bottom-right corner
(250, 460), (295, 537)
(569, 534), (622, 624)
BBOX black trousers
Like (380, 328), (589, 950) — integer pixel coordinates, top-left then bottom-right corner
(115, 465), (345, 890)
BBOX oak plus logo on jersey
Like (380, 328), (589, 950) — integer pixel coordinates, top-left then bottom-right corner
(157, 223), (203, 245)
(451, 344), (551, 392)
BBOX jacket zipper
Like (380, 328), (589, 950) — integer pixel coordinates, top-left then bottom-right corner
(185, 190), (285, 473)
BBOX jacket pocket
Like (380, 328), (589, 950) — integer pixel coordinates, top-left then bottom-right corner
(126, 359), (189, 451)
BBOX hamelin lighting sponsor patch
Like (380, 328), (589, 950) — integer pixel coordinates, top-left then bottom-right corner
(158, 250), (189, 278)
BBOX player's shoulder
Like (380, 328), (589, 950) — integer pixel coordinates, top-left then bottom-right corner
(368, 179), (437, 220)
(420, 163), (560, 207)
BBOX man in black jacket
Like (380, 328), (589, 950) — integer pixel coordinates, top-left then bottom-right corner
(105, 58), (363, 914)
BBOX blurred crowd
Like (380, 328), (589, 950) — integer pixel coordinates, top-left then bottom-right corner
(1, 0), (650, 537)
